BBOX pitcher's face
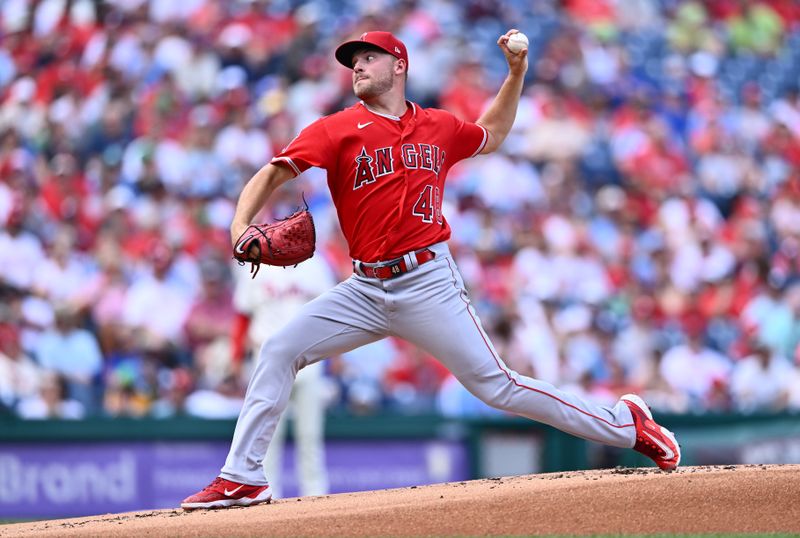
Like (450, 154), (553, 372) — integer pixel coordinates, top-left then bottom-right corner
(351, 49), (397, 99)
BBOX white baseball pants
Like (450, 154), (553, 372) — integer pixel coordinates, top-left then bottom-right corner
(262, 362), (329, 498)
(220, 242), (636, 486)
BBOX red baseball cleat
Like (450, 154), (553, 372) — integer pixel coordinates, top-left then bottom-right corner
(181, 477), (272, 510)
(621, 394), (681, 471)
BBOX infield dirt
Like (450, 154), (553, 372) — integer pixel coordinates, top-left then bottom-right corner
(3, 464), (799, 537)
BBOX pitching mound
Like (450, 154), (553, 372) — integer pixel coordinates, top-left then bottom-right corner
(3, 465), (799, 537)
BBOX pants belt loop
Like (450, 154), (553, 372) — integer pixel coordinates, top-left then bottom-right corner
(403, 252), (418, 271)
(353, 260), (366, 277)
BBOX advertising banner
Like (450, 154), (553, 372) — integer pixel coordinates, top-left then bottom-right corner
(0, 440), (468, 519)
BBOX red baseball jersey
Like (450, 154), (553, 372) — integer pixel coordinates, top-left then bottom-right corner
(271, 102), (487, 262)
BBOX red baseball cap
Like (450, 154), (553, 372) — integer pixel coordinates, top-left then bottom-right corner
(335, 31), (409, 69)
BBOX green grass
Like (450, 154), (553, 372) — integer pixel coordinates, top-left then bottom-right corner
(0, 527), (797, 536)
(496, 535), (800, 538)
(0, 531), (791, 534)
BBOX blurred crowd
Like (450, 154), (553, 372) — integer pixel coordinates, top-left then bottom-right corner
(1, 0), (800, 421)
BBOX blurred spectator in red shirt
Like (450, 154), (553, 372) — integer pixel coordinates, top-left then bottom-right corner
(440, 59), (491, 122)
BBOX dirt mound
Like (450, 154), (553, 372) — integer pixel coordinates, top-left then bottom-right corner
(3, 465), (799, 537)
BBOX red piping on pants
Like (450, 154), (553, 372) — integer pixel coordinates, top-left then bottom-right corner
(444, 258), (634, 430)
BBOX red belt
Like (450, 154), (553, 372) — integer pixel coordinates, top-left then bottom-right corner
(354, 249), (436, 280)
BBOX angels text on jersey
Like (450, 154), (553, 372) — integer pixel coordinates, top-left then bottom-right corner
(353, 144), (446, 190)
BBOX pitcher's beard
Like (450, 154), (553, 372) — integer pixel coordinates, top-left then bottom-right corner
(353, 75), (393, 100)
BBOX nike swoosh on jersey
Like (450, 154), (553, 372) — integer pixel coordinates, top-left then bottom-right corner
(644, 429), (675, 460)
(357, 122), (373, 129)
(224, 484), (245, 496)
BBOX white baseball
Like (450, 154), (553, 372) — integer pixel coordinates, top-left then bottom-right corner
(506, 32), (529, 54)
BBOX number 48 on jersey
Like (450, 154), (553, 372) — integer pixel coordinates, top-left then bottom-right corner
(412, 185), (443, 224)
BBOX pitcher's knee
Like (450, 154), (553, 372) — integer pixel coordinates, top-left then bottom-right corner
(257, 338), (305, 372)
(466, 377), (517, 412)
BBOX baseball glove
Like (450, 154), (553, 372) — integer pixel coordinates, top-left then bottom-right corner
(233, 208), (316, 277)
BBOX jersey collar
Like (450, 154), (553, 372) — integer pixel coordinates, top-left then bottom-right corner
(359, 100), (417, 121)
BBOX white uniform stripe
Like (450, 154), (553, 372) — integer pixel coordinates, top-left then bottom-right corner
(470, 125), (489, 158)
(360, 100), (418, 121)
(271, 156), (301, 177)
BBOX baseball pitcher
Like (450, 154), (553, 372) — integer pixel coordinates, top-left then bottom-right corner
(182, 29), (680, 510)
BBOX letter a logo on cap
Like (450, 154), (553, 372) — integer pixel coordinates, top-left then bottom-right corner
(335, 31), (409, 69)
